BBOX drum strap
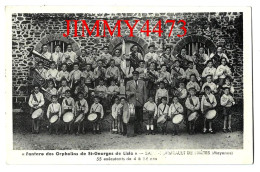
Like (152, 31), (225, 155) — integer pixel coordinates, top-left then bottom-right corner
(172, 67), (181, 75)
(32, 93), (39, 103)
(51, 104), (59, 114)
(65, 99), (70, 106)
(161, 104), (166, 114)
(189, 96), (195, 106)
(205, 94), (213, 105)
(173, 103), (179, 113)
(93, 104), (100, 112)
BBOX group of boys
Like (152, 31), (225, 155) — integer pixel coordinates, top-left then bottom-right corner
(28, 43), (235, 136)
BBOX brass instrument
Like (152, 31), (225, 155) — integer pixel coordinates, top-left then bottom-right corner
(28, 47), (52, 68)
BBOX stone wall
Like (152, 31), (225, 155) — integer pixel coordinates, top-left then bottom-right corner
(12, 12), (243, 107)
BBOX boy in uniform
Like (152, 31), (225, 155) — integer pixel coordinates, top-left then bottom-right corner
(221, 87), (235, 133)
(185, 61), (201, 82)
(45, 61), (58, 87)
(157, 97), (170, 135)
(74, 92), (89, 135)
(144, 44), (159, 65)
(56, 63), (69, 84)
(57, 79), (70, 103)
(143, 96), (158, 135)
(93, 59), (106, 86)
(111, 96), (121, 134)
(171, 60), (186, 89)
(46, 95), (61, 135)
(82, 63), (94, 88)
(201, 74), (218, 94)
(155, 81), (169, 104)
(107, 79), (120, 106)
(62, 90), (75, 134)
(105, 59), (120, 84)
(169, 96), (184, 136)
(99, 46), (112, 66)
(89, 96), (104, 134)
(69, 62), (82, 90)
(74, 77), (89, 99)
(28, 85), (45, 134)
(185, 87), (200, 135)
(186, 74), (201, 93)
(201, 86), (217, 134)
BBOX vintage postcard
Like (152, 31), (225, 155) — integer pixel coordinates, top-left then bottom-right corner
(5, 6), (253, 164)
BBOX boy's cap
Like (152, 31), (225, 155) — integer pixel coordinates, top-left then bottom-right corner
(132, 71), (139, 75)
(148, 44), (155, 49)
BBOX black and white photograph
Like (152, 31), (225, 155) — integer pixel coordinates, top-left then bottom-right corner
(5, 5), (253, 164)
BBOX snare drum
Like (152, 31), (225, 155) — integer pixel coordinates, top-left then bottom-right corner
(87, 113), (99, 122)
(172, 114), (184, 124)
(157, 115), (167, 124)
(49, 115), (59, 124)
(31, 108), (43, 119)
(63, 112), (74, 123)
(188, 111), (198, 122)
(205, 109), (217, 120)
(75, 113), (84, 123)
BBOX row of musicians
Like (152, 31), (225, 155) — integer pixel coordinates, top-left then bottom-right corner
(35, 56), (232, 89)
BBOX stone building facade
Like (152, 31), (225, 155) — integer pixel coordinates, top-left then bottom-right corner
(12, 12), (243, 108)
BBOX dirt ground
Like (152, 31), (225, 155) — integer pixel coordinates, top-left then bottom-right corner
(13, 128), (243, 150)
(13, 111), (243, 150)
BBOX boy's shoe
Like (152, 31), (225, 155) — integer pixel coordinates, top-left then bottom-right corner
(64, 130), (68, 134)
(172, 132), (176, 136)
(92, 130), (96, 135)
(175, 131), (179, 136)
(228, 128), (232, 133)
(202, 129), (207, 134)
(97, 130), (101, 134)
(82, 130), (86, 134)
(75, 132), (79, 135)
(209, 130), (216, 134)
(223, 129), (227, 133)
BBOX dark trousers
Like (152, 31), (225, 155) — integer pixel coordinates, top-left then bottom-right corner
(134, 106), (143, 133)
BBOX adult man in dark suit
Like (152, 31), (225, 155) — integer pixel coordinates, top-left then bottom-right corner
(126, 71), (147, 134)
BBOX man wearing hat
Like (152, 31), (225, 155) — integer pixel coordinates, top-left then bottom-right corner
(144, 44), (159, 65)
(126, 70), (147, 134)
